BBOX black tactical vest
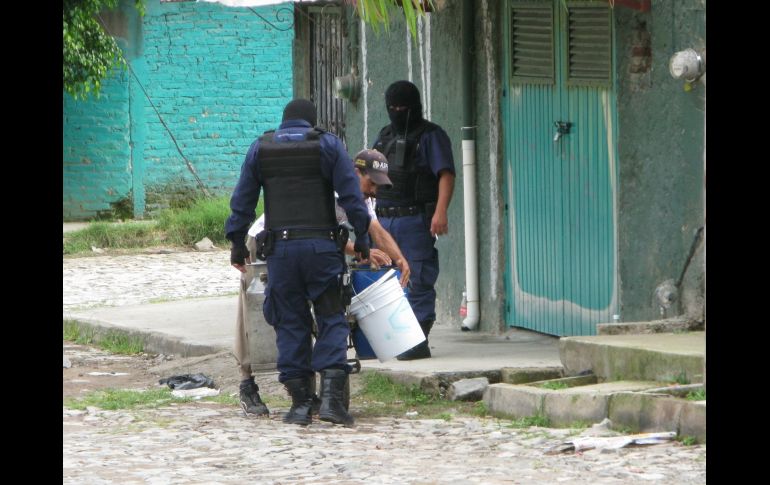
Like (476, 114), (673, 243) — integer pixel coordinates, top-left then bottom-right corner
(259, 129), (337, 230)
(373, 120), (440, 205)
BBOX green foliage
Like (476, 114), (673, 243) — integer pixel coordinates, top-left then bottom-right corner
(540, 381), (569, 390)
(348, 0), (433, 39)
(98, 331), (144, 355)
(359, 372), (433, 407)
(63, 320), (95, 345)
(65, 388), (187, 410)
(64, 321), (144, 354)
(686, 388), (706, 401)
(506, 414), (551, 428)
(63, 195), (259, 255)
(156, 196), (238, 247)
(471, 401), (488, 417)
(678, 435), (697, 446)
(63, 0), (145, 100)
(63, 221), (161, 254)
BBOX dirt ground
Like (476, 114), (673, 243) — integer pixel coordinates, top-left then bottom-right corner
(63, 342), (361, 403)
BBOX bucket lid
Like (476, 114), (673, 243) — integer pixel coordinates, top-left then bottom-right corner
(352, 268), (397, 300)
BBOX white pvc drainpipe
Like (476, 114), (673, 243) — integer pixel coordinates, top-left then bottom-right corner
(461, 137), (480, 330)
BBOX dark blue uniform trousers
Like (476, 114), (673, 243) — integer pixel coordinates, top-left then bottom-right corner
(378, 213), (439, 323)
(262, 238), (349, 383)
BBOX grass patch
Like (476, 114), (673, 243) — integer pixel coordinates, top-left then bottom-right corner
(352, 372), (478, 419)
(65, 387), (236, 411)
(540, 381), (569, 390)
(63, 221), (161, 254)
(686, 388), (706, 401)
(671, 371), (691, 385)
(678, 435), (697, 446)
(64, 196), (263, 255)
(63, 320), (95, 345)
(568, 420), (590, 430)
(506, 414), (551, 428)
(64, 388), (191, 410)
(98, 331), (144, 355)
(471, 401), (488, 417)
(202, 393), (240, 406)
(63, 321), (143, 354)
(156, 196), (240, 247)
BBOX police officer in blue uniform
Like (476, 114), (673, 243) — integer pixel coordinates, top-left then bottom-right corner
(226, 99), (371, 426)
(373, 81), (456, 360)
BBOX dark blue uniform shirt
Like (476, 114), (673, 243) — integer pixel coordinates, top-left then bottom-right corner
(373, 126), (456, 208)
(225, 120), (370, 242)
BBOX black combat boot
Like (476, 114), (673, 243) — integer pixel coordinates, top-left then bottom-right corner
(396, 320), (434, 360)
(239, 378), (270, 417)
(282, 376), (314, 425)
(318, 368), (355, 426)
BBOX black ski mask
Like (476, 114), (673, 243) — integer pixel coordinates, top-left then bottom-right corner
(282, 98), (317, 126)
(385, 81), (423, 134)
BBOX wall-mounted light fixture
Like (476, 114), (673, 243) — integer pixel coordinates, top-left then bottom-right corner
(334, 73), (360, 103)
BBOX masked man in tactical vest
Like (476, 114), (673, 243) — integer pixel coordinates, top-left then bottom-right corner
(372, 80), (456, 360)
(225, 99), (371, 427)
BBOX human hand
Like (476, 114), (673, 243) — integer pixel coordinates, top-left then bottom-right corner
(230, 243), (249, 273)
(395, 258), (411, 288)
(430, 210), (448, 237)
(354, 238), (370, 261)
(359, 248), (391, 269)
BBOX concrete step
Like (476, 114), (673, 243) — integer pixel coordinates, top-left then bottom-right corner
(483, 379), (706, 443)
(559, 332), (705, 383)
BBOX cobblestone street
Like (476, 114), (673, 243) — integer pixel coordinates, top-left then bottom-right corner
(63, 251), (707, 484)
(64, 402), (706, 485)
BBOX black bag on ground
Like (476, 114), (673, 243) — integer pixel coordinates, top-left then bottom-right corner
(159, 373), (216, 390)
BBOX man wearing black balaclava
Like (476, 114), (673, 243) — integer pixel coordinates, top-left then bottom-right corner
(373, 80), (456, 360)
(225, 98), (372, 427)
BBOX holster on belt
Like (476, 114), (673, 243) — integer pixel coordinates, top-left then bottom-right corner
(335, 224), (350, 253)
(336, 223), (353, 306)
(254, 230), (274, 261)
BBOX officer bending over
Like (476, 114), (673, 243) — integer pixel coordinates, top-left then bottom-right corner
(225, 99), (370, 427)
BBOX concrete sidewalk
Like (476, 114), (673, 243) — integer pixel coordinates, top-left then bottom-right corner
(63, 295), (564, 373)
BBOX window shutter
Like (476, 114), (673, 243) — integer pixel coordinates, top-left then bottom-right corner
(510, 2), (554, 85)
(566, 2), (612, 87)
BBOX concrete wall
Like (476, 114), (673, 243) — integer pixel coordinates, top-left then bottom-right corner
(334, 0), (705, 331)
(614, 0), (706, 323)
(340, 0), (505, 332)
(63, 0), (294, 220)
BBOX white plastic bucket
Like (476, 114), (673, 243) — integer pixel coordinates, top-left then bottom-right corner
(349, 271), (425, 362)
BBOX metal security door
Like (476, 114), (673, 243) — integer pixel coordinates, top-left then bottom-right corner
(502, 0), (618, 336)
(309, 6), (346, 143)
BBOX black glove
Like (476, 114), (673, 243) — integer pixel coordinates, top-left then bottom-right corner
(229, 232), (249, 266)
(354, 234), (370, 261)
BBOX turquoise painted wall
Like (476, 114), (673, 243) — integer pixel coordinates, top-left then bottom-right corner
(63, 0), (294, 220)
(63, 69), (132, 220)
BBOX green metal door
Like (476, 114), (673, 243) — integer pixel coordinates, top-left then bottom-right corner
(502, 0), (618, 336)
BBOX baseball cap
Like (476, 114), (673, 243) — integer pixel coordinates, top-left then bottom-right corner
(353, 149), (393, 189)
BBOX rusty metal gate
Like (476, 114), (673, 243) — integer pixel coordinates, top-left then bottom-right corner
(309, 5), (346, 143)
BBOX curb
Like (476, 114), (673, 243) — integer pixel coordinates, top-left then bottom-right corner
(483, 382), (706, 443)
(63, 317), (229, 358)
